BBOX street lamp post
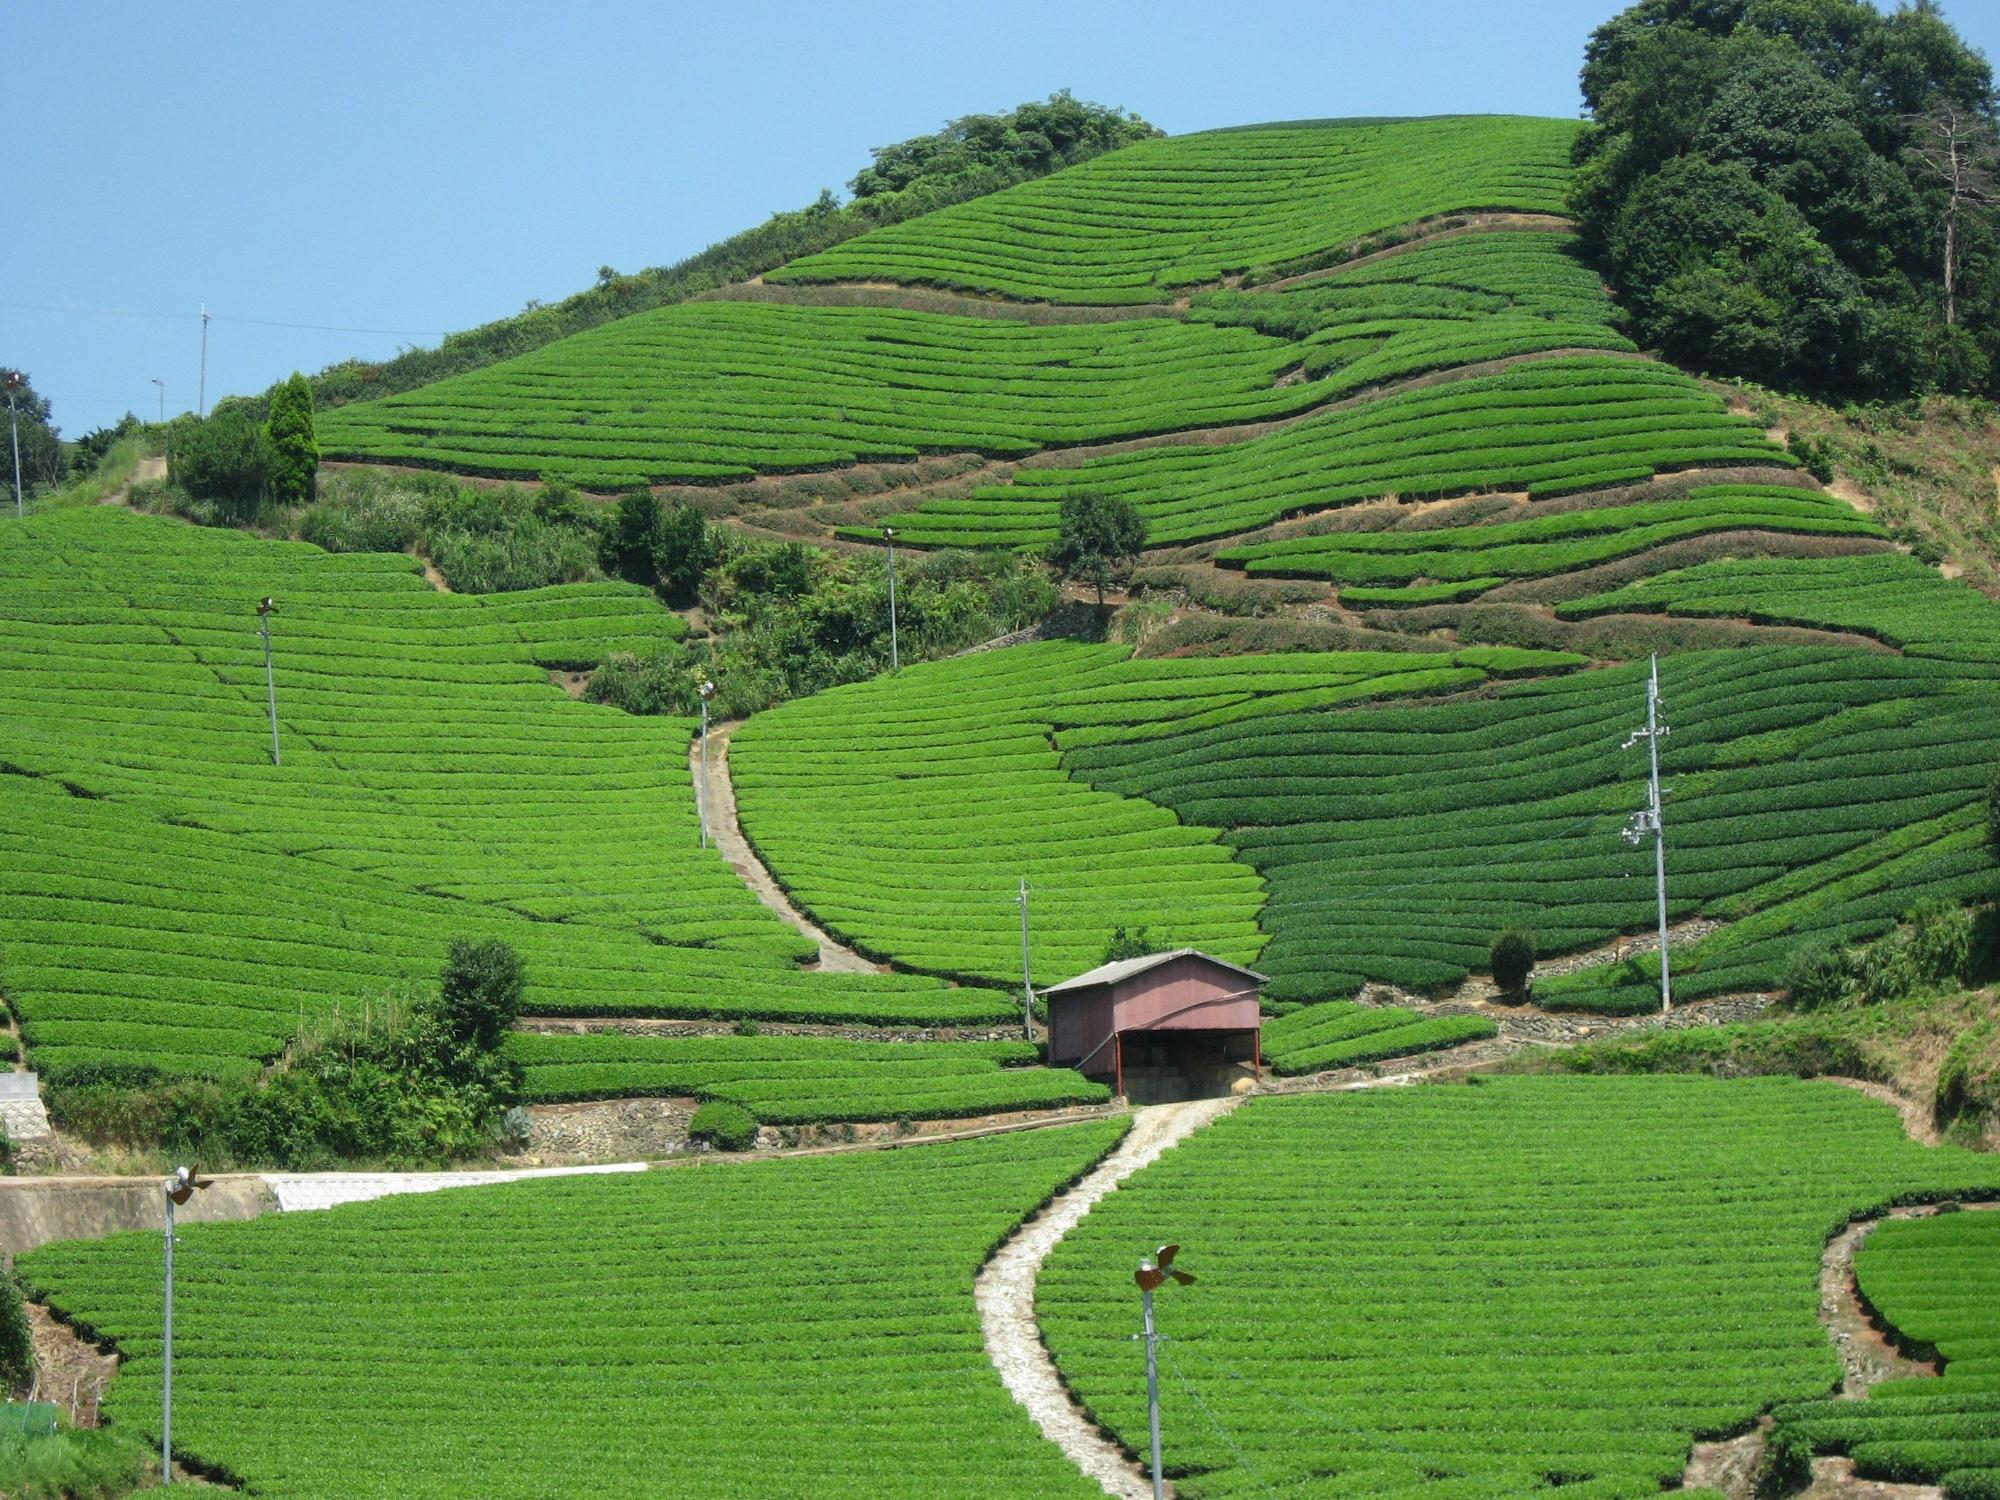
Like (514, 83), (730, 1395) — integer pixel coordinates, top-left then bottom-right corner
(882, 526), (900, 672)
(162, 1167), (209, 1485)
(1133, 1244), (1196, 1500)
(151, 378), (165, 426)
(5, 371), (23, 519)
(697, 679), (717, 849)
(256, 597), (280, 766)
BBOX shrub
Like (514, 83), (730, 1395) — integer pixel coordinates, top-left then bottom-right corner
(1855, 933), (1920, 1005)
(689, 1100), (758, 1151)
(0, 1271), (32, 1390)
(1785, 431), (1835, 485)
(1489, 929), (1535, 997)
(169, 408), (267, 522)
(1907, 901), (1976, 989)
(1757, 1425), (1814, 1498)
(1784, 942), (1855, 1011)
(584, 646), (700, 716)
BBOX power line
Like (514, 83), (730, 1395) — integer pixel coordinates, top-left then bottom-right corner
(0, 299), (449, 338)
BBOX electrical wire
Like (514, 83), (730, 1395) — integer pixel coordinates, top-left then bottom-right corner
(1, 299), (448, 338)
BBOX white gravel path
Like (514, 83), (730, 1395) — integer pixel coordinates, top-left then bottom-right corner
(977, 1097), (1241, 1500)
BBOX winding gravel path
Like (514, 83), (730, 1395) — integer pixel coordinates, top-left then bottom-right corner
(691, 724), (879, 973)
(977, 1097), (1240, 1499)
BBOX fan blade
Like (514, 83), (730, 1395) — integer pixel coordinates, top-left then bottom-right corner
(1156, 1243), (1179, 1268)
(1170, 1269), (1196, 1287)
(168, 1185), (192, 1205)
(1134, 1266), (1167, 1292)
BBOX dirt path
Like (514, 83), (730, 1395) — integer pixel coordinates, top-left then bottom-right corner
(97, 453), (165, 505)
(691, 723), (880, 973)
(978, 1097), (1240, 1499)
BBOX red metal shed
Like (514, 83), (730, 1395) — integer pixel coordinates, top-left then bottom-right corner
(1044, 949), (1267, 1102)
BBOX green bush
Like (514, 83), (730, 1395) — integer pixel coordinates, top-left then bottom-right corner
(1907, 900), (1976, 989)
(1489, 929), (1535, 997)
(688, 1100), (758, 1151)
(169, 408), (267, 522)
(1757, 1425), (1814, 1498)
(1784, 941), (1855, 1010)
(0, 1271), (32, 1390)
(0, 1425), (153, 1500)
(1987, 767), (2000, 859)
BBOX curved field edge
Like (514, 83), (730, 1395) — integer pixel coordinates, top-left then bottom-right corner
(767, 116), (1578, 304)
(1770, 1207), (2000, 1500)
(1036, 1076), (2000, 1500)
(17, 1121), (1130, 1500)
(726, 640), (1589, 988)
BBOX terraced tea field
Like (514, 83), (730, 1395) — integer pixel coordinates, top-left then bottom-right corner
(767, 116), (1576, 302)
(867, 355), (1787, 547)
(730, 640), (1583, 986)
(318, 302), (1331, 487)
(1040, 1078), (2000, 1500)
(19, 1123), (1126, 1499)
(0, 509), (1115, 1124)
(1774, 1209), (2000, 1499)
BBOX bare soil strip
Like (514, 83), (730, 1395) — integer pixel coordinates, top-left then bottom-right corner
(977, 1097), (1239, 1499)
(691, 724), (881, 972)
(696, 280), (1177, 324)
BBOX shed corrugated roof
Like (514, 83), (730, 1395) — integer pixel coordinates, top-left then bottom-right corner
(1042, 948), (1270, 997)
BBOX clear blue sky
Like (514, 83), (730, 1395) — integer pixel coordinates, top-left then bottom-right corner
(10, 0), (1998, 433)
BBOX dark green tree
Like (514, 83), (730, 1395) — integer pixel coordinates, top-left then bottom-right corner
(649, 499), (713, 601)
(1046, 491), (1146, 611)
(263, 372), (319, 507)
(436, 937), (525, 1057)
(1570, 0), (2000, 398)
(1103, 924), (1153, 965)
(1, 368), (66, 493)
(603, 489), (665, 584)
(1490, 929), (1536, 999)
(1987, 766), (2000, 858)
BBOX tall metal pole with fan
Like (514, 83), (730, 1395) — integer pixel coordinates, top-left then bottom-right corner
(161, 1166), (210, 1484)
(1134, 1243), (1196, 1500)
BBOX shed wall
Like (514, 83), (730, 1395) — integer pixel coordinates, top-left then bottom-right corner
(1109, 955), (1261, 1033)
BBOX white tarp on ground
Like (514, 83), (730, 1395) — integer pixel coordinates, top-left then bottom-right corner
(261, 1162), (647, 1212)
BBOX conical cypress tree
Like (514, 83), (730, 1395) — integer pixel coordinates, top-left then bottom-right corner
(264, 371), (319, 507)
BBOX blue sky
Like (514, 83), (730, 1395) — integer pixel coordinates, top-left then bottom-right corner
(11, 1), (1999, 433)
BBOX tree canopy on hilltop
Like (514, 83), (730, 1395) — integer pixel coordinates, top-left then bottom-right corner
(1572, 0), (2000, 400)
(849, 91), (1159, 200)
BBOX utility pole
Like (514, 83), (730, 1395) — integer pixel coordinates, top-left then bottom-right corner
(1017, 877), (1035, 1041)
(1133, 1244), (1195, 1500)
(882, 525), (900, 672)
(197, 305), (210, 417)
(1621, 654), (1672, 1014)
(5, 373), (22, 519)
(697, 679), (716, 849)
(151, 378), (165, 426)
(256, 597), (280, 766)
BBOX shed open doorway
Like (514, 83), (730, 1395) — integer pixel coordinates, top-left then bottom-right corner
(1042, 950), (1265, 1105)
